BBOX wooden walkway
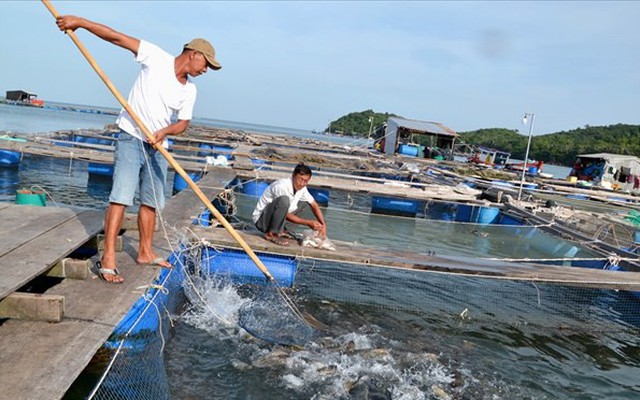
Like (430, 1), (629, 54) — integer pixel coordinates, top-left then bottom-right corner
(194, 225), (640, 291)
(0, 168), (234, 400)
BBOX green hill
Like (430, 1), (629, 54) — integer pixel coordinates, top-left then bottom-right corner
(459, 124), (640, 165)
(327, 111), (639, 165)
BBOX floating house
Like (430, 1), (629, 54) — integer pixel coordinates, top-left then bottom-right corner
(375, 117), (458, 160)
(570, 153), (640, 192)
(4, 90), (44, 107)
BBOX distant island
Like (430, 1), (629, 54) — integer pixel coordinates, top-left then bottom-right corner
(327, 110), (640, 166)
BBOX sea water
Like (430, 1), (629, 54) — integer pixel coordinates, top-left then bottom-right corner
(2, 103), (639, 399)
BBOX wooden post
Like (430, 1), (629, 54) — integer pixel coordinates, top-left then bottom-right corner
(46, 258), (91, 279)
(0, 293), (65, 322)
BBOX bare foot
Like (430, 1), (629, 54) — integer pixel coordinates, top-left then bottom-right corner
(264, 233), (289, 246)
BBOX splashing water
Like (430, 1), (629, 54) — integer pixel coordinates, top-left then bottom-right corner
(176, 274), (510, 399)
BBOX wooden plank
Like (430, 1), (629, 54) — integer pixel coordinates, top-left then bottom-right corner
(0, 292), (64, 322)
(233, 169), (483, 203)
(0, 205), (80, 258)
(194, 226), (640, 291)
(0, 233), (160, 400)
(0, 209), (104, 300)
(162, 167), (236, 227)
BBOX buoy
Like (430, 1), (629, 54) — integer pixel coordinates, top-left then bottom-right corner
(15, 189), (46, 207)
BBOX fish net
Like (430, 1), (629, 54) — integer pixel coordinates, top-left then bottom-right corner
(68, 239), (640, 399)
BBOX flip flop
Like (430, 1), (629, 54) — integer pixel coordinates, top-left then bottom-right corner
(136, 257), (173, 269)
(96, 261), (124, 284)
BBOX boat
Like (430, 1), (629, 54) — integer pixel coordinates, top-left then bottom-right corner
(2, 90), (44, 107)
(467, 146), (511, 168)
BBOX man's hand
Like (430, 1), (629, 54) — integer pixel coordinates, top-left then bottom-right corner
(56, 15), (84, 32)
(148, 130), (169, 146)
(310, 221), (326, 238)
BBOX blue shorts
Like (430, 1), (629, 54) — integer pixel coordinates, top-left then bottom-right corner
(109, 132), (169, 209)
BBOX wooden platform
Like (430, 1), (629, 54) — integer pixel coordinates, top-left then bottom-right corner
(0, 169), (234, 399)
(194, 225), (640, 291)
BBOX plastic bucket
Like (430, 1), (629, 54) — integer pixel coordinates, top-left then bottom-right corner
(15, 189), (46, 207)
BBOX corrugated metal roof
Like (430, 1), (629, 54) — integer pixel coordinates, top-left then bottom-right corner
(578, 153), (640, 162)
(388, 117), (458, 137)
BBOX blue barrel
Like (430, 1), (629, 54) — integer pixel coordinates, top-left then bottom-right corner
(527, 166), (538, 175)
(212, 145), (234, 160)
(425, 202), (457, 221)
(456, 204), (500, 225)
(371, 196), (419, 217)
(251, 158), (271, 170)
(193, 210), (211, 226)
(173, 171), (203, 194)
(0, 150), (21, 166)
(308, 188), (329, 207)
(88, 162), (114, 177)
(198, 143), (214, 157)
(240, 180), (269, 198)
(202, 248), (296, 287)
(398, 144), (419, 157)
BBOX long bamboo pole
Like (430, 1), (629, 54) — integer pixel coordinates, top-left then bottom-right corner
(42, 0), (275, 282)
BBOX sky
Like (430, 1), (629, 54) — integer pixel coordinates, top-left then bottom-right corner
(1, 1), (638, 136)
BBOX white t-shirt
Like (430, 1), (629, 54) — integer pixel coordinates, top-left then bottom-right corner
(252, 178), (316, 223)
(116, 40), (197, 148)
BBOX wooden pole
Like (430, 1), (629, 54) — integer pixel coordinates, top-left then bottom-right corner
(42, 0), (275, 281)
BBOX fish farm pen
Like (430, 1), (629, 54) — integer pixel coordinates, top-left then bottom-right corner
(0, 126), (639, 399)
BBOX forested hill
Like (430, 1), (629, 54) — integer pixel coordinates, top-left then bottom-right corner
(326, 110), (639, 166)
(459, 124), (640, 165)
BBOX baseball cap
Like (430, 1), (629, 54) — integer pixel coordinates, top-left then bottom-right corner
(184, 38), (221, 70)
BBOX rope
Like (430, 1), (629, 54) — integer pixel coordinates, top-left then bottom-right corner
(87, 268), (174, 400)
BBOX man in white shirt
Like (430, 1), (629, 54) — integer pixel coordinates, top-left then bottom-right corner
(56, 15), (221, 283)
(253, 163), (327, 246)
